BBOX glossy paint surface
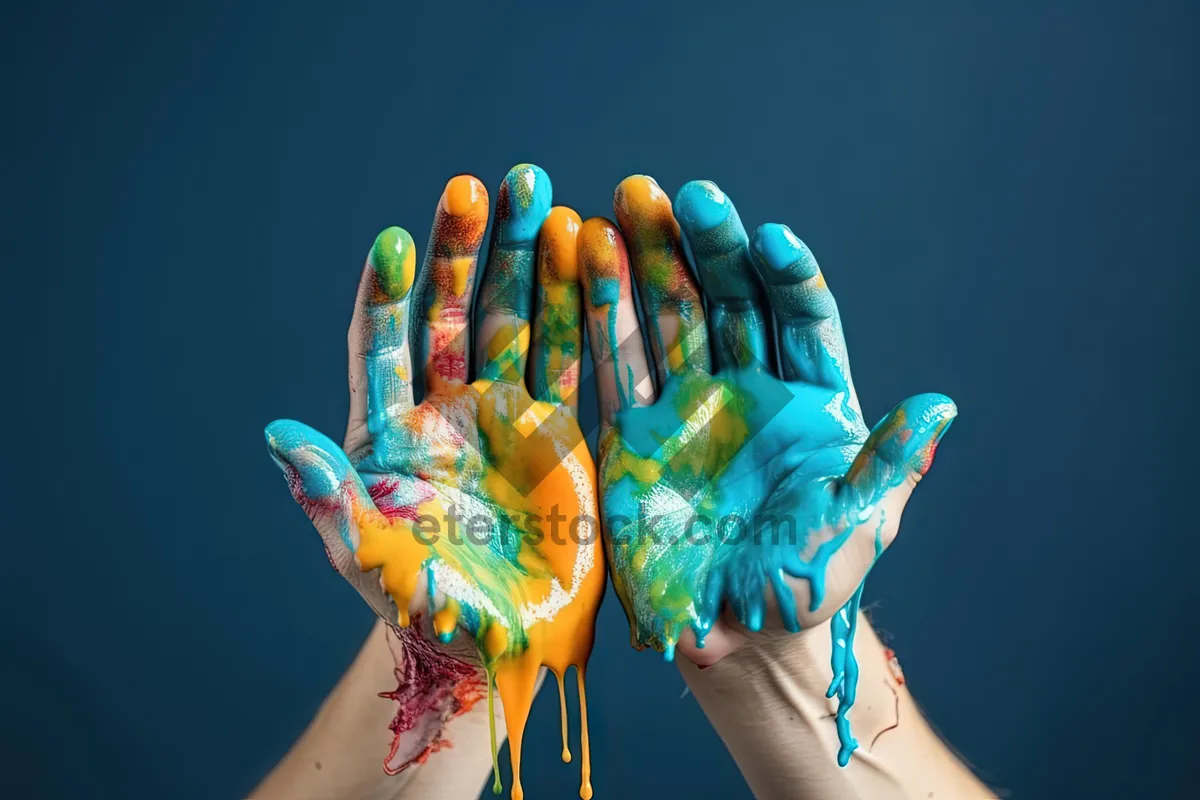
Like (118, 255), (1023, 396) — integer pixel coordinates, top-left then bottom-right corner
(266, 166), (603, 800)
(586, 177), (957, 761)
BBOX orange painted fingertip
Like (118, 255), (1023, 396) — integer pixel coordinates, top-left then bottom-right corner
(539, 206), (583, 282)
(614, 174), (680, 238)
(440, 174), (488, 218)
(577, 217), (629, 282)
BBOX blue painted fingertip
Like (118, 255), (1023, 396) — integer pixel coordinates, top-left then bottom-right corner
(264, 419), (351, 499)
(497, 163), (553, 244)
(673, 180), (732, 233)
(880, 393), (957, 475)
(751, 223), (819, 280)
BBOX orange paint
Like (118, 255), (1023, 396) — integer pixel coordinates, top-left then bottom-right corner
(351, 381), (604, 800)
(539, 207), (583, 282)
(442, 174), (486, 217)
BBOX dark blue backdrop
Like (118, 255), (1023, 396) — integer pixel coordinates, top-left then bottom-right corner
(4, 1), (1197, 797)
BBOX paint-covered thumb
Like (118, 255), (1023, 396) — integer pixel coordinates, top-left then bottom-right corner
(843, 394), (957, 501)
(265, 419), (359, 513)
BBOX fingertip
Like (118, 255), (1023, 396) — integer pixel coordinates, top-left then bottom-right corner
(440, 174), (488, 219)
(751, 223), (819, 281)
(577, 217), (627, 278)
(613, 175), (676, 233)
(497, 163), (553, 243)
(674, 180), (732, 233)
(369, 227), (417, 300)
(538, 206), (583, 282)
(908, 393), (957, 476)
(871, 394), (957, 478)
(264, 418), (307, 460)
(264, 420), (349, 496)
(577, 218), (628, 306)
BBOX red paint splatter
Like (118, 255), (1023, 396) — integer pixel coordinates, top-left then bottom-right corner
(883, 647), (905, 686)
(379, 617), (486, 775)
(369, 478), (434, 522)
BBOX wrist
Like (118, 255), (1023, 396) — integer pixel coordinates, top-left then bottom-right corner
(678, 614), (992, 800)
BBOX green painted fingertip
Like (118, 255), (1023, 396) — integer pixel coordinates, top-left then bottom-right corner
(370, 226), (417, 300)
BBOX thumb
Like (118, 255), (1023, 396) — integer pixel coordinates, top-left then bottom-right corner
(265, 419), (395, 620)
(841, 393), (957, 525)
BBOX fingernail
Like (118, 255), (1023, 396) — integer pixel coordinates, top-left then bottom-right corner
(497, 163), (552, 243)
(370, 227), (416, 300)
(674, 180), (732, 232)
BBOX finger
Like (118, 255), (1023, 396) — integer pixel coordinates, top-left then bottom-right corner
(529, 206), (584, 410)
(673, 180), (772, 373)
(345, 227), (418, 454)
(475, 164), (553, 384)
(264, 419), (396, 622)
(750, 223), (854, 397)
(577, 218), (655, 424)
(842, 393), (958, 518)
(413, 175), (489, 393)
(613, 175), (710, 383)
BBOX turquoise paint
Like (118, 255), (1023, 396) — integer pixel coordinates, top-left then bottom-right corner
(497, 164), (552, 244)
(672, 182), (771, 372)
(475, 164), (553, 380)
(749, 221), (848, 389)
(673, 180), (732, 231)
(601, 207), (958, 768)
(827, 512), (887, 766)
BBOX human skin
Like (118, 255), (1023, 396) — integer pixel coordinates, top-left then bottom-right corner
(256, 169), (992, 800)
(260, 165), (604, 800)
(577, 175), (971, 768)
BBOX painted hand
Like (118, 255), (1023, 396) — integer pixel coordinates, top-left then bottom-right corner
(579, 176), (956, 766)
(265, 166), (603, 799)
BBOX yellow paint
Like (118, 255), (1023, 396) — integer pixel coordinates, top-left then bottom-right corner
(352, 382), (604, 800)
(486, 321), (530, 364)
(393, 363), (409, 381)
(433, 598), (460, 639)
(603, 446), (662, 487)
(666, 329), (686, 372)
(577, 668), (593, 800)
(451, 256), (473, 296)
(544, 283), (571, 308)
(555, 670), (571, 763)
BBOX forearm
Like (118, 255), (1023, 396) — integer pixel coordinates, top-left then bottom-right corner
(252, 620), (502, 800)
(677, 614), (991, 800)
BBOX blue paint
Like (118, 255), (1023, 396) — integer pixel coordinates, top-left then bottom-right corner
(672, 182), (771, 372)
(604, 355), (957, 766)
(827, 512), (887, 766)
(497, 164), (552, 244)
(752, 223), (819, 281)
(674, 180), (732, 231)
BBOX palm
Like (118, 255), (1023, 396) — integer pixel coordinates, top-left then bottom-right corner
(266, 167), (603, 797)
(579, 175), (956, 765)
(345, 378), (597, 651)
(600, 363), (876, 655)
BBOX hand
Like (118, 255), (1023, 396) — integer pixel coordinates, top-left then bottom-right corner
(578, 176), (955, 765)
(265, 165), (604, 800)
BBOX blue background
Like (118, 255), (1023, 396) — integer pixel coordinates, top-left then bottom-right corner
(4, 1), (1198, 797)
